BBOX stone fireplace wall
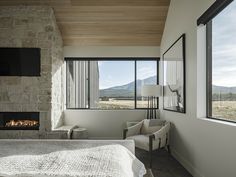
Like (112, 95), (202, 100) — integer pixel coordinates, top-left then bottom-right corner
(0, 6), (65, 138)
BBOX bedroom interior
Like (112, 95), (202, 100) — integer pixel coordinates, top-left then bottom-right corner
(0, 0), (236, 177)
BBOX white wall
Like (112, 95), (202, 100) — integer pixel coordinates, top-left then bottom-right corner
(64, 110), (146, 139)
(160, 0), (236, 177)
(64, 46), (160, 138)
(64, 46), (160, 58)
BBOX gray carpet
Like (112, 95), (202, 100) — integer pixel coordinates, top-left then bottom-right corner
(136, 148), (193, 177)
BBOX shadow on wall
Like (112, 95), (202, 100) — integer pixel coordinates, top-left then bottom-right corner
(64, 110), (147, 139)
(50, 10), (65, 130)
(169, 122), (197, 175)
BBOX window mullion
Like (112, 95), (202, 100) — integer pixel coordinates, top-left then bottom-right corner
(206, 21), (213, 117)
(134, 60), (137, 109)
(88, 60), (90, 109)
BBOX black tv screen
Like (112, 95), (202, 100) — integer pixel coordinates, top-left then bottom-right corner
(0, 48), (40, 76)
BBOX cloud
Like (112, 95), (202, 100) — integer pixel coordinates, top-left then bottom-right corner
(137, 66), (156, 80)
(99, 75), (113, 89)
(211, 1), (236, 87)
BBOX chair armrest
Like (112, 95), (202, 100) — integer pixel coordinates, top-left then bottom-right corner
(152, 122), (171, 147)
(123, 129), (128, 139)
(124, 120), (143, 138)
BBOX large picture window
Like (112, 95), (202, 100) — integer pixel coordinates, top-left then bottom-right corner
(66, 58), (159, 109)
(207, 1), (236, 122)
(136, 61), (158, 108)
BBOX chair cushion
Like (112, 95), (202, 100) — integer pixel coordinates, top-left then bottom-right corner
(126, 135), (160, 151)
(141, 119), (166, 135)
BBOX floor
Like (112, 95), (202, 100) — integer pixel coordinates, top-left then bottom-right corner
(136, 148), (193, 177)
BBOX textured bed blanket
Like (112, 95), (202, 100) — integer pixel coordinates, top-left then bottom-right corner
(0, 142), (145, 177)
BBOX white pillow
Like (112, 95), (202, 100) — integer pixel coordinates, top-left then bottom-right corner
(141, 119), (165, 135)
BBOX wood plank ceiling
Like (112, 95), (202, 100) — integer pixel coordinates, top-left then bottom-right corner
(0, 0), (170, 46)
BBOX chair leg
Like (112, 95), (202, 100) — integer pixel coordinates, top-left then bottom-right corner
(149, 149), (152, 168)
(167, 145), (171, 154)
(149, 135), (154, 168)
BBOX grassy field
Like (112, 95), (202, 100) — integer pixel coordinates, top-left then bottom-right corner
(96, 100), (236, 122)
(97, 100), (149, 109)
(97, 100), (133, 109)
(212, 101), (236, 122)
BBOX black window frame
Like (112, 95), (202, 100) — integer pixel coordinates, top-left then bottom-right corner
(65, 57), (160, 110)
(206, 21), (213, 119)
(197, 0), (233, 26)
(206, 1), (236, 123)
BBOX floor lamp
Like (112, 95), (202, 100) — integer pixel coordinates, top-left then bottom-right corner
(141, 85), (162, 119)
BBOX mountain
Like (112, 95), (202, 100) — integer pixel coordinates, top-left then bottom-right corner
(212, 85), (236, 101)
(100, 76), (236, 98)
(213, 85), (236, 94)
(100, 76), (156, 97)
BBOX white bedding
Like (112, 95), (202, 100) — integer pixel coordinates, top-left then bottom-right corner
(0, 141), (146, 177)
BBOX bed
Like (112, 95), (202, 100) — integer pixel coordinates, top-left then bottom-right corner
(0, 139), (146, 177)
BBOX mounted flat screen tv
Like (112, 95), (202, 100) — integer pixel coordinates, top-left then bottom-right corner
(0, 48), (40, 76)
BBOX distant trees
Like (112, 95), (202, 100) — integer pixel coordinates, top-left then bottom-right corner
(212, 93), (236, 101)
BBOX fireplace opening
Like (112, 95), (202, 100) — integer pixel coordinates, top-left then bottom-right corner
(0, 112), (39, 130)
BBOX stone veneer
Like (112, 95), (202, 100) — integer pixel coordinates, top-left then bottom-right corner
(0, 6), (65, 138)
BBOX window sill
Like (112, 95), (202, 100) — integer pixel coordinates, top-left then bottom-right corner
(198, 117), (236, 127)
(65, 108), (157, 111)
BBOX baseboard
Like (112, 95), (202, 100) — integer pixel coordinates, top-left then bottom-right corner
(170, 147), (204, 177)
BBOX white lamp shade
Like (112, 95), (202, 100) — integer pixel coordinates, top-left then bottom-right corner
(141, 85), (162, 97)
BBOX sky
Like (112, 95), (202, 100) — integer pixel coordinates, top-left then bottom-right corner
(212, 0), (236, 87)
(98, 61), (156, 89)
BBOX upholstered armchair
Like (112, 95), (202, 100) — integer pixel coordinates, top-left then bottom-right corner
(123, 119), (170, 167)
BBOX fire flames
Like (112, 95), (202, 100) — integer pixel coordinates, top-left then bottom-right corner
(6, 120), (39, 127)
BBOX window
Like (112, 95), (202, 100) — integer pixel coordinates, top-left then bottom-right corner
(91, 61), (135, 109)
(136, 61), (158, 108)
(207, 1), (236, 122)
(66, 58), (159, 109)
